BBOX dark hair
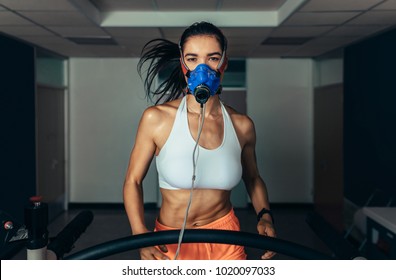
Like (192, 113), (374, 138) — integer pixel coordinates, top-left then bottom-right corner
(137, 21), (227, 104)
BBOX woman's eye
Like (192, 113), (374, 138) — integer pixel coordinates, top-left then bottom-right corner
(209, 57), (220, 61)
(186, 57), (196, 62)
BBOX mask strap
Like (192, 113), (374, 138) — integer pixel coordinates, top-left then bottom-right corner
(179, 42), (190, 77)
(216, 37), (228, 74)
(217, 56), (228, 74)
(180, 58), (190, 77)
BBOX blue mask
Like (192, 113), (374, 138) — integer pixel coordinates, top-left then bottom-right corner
(187, 64), (221, 104)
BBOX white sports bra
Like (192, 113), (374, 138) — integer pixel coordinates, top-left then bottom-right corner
(156, 96), (242, 190)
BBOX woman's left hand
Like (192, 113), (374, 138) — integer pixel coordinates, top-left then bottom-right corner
(257, 219), (277, 259)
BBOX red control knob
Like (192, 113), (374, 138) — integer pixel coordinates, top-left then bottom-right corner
(29, 195), (43, 207)
(29, 196), (43, 203)
(4, 221), (13, 230)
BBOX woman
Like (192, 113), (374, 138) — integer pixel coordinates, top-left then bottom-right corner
(123, 21), (276, 260)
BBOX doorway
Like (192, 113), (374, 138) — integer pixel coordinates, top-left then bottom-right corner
(36, 85), (66, 220)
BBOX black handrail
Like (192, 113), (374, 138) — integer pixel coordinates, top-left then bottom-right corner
(65, 229), (334, 260)
(47, 210), (94, 259)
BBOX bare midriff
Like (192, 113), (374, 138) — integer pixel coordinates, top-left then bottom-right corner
(158, 188), (232, 228)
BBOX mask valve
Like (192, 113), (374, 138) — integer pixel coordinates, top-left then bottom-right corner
(186, 64), (221, 105)
(193, 84), (211, 105)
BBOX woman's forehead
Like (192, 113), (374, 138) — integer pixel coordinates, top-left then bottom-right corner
(183, 35), (222, 52)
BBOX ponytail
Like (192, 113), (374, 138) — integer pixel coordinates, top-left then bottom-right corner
(137, 39), (185, 104)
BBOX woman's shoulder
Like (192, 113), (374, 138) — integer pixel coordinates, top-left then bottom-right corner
(141, 97), (183, 123)
(223, 104), (254, 131)
(222, 104), (256, 147)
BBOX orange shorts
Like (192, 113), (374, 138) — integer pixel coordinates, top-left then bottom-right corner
(154, 209), (247, 260)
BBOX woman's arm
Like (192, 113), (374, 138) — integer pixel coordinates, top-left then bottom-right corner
(123, 107), (169, 260)
(240, 117), (276, 259)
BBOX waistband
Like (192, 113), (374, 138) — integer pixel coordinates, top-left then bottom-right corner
(155, 208), (237, 230)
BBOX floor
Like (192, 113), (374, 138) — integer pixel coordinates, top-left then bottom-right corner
(10, 205), (333, 260)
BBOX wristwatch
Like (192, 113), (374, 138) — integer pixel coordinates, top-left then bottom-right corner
(257, 208), (275, 224)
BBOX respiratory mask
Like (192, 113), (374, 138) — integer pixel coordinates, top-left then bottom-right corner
(187, 64), (221, 105)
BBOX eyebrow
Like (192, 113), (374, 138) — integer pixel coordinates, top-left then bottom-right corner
(184, 52), (222, 57)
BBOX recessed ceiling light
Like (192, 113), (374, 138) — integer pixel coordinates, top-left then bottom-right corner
(261, 37), (313, 45)
(66, 36), (118, 45)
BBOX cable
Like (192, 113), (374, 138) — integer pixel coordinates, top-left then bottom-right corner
(174, 103), (206, 260)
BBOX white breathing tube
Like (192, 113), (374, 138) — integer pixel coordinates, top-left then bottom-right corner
(174, 103), (206, 260)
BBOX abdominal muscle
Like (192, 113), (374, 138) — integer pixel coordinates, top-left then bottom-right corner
(158, 188), (232, 228)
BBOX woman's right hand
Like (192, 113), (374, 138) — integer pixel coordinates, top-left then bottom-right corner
(139, 244), (169, 260)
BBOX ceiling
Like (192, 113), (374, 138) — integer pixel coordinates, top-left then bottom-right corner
(1, 0), (396, 58)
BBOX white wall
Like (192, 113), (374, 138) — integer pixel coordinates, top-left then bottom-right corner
(313, 58), (343, 87)
(69, 58), (158, 203)
(69, 58), (315, 204)
(247, 59), (314, 203)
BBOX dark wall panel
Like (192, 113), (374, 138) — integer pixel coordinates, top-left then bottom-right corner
(0, 35), (36, 223)
(344, 28), (396, 206)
